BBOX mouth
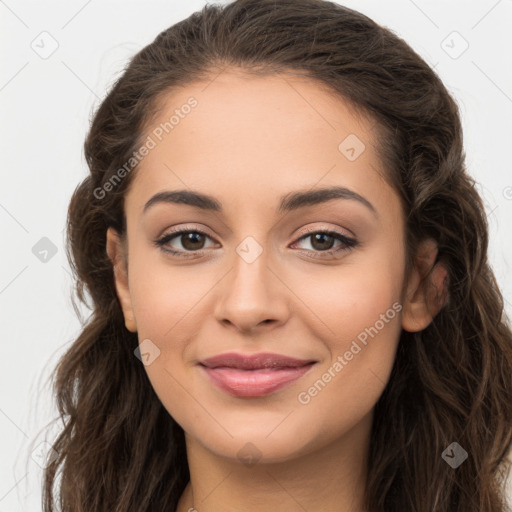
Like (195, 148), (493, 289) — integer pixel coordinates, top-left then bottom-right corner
(199, 352), (317, 397)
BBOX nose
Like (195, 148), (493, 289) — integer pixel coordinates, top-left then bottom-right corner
(213, 248), (290, 334)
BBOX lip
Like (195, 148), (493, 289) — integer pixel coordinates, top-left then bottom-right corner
(199, 352), (316, 397)
(200, 352), (315, 370)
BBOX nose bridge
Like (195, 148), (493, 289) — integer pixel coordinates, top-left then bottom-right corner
(231, 241), (270, 298)
(229, 236), (276, 304)
(213, 235), (289, 331)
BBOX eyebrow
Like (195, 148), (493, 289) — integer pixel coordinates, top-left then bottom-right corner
(142, 186), (378, 217)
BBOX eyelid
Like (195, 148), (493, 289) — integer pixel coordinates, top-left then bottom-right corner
(158, 223), (215, 238)
(157, 224), (353, 244)
(290, 226), (359, 255)
(157, 224), (219, 247)
(155, 223), (359, 258)
(295, 224), (354, 239)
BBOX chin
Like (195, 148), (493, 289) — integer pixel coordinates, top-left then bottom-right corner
(190, 420), (323, 465)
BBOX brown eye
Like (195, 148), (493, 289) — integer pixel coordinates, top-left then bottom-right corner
(309, 232), (337, 251)
(180, 232), (207, 251)
(155, 228), (217, 258)
(292, 229), (359, 259)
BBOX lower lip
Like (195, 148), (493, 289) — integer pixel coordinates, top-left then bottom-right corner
(200, 363), (315, 397)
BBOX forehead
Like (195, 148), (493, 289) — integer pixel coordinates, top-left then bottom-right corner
(125, 70), (399, 222)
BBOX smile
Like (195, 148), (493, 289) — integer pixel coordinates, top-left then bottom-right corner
(199, 363), (316, 397)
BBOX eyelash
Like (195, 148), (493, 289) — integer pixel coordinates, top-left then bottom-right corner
(154, 226), (359, 260)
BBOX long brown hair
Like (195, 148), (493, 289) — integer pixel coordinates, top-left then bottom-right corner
(40, 0), (512, 510)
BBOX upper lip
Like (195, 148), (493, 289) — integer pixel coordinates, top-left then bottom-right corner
(200, 352), (316, 370)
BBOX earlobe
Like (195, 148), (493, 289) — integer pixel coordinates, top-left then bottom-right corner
(106, 227), (137, 333)
(401, 238), (448, 333)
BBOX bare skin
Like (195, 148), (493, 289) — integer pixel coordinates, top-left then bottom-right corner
(106, 68), (447, 512)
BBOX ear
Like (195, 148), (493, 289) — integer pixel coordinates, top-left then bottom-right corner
(106, 227), (137, 333)
(401, 238), (449, 332)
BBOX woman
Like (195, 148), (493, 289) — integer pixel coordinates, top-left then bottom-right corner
(42, 0), (512, 510)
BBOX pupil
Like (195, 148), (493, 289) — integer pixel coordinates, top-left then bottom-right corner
(312, 233), (333, 251)
(182, 233), (204, 250)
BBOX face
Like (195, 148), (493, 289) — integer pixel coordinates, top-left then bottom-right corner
(107, 69), (438, 464)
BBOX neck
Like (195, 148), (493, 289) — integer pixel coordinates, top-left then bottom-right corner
(176, 411), (372, 512)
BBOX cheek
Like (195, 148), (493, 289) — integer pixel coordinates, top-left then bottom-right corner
(293, 283), (403, 446)
(125, 235), (406, 457)
(290, 250), (404, 410)
(297, 270), (403, 396)
(126, 255), (206, 430)
(129, 235), (405, 368)
(127, 248), (213, 341)
(290, 250), (404, 346)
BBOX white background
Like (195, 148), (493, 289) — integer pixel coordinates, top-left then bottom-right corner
(1, 0), (511, 510)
